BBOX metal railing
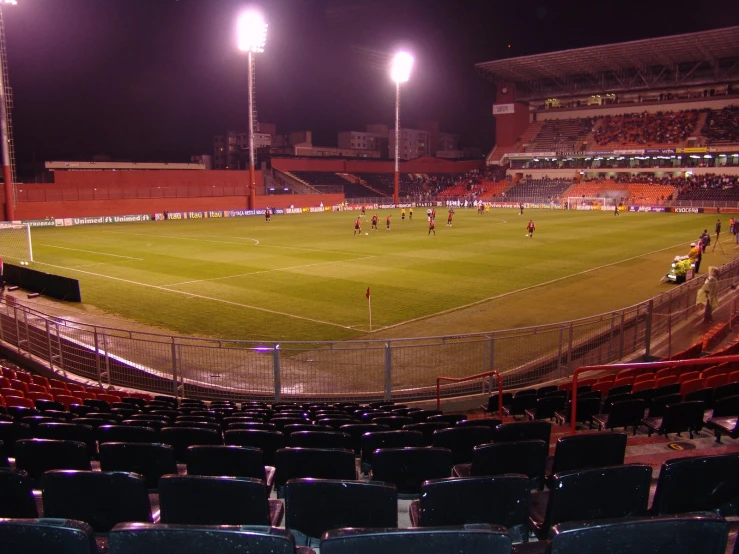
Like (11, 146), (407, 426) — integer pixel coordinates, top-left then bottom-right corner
(436, 371), (502, 411)
(1, 257), (739, 402)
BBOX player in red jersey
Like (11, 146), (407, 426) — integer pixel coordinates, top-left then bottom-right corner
(386, 214), (391, 231)
(447, 208), (454, 227)
(428, 217), (436, 236)
(265, 207), (271, 222)
(431, 208), (436, 220)
(527, 219), (535, 238)
(354, 217), (362, 236)
(371, 214), (379, 231)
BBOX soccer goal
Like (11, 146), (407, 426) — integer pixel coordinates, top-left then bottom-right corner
(567, 197), (614, 211)
(0, 223), (34, 262)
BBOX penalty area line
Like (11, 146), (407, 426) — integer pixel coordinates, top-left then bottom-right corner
(39, 244), (143, 260)
(33, 261), (355, 331)
(373, 240), (694, 333)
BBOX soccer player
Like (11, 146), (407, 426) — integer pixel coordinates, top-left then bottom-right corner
(371, 213), (379, 231)
(361, 206), (366, 217)
(614, 204), (619, 216)
(519, 202), (524, 215)
(431, 208), (436, 220)
(386, 214), (391, 231)
(354, 217), (362, 236)
(527, 219), (535, 238)
(447, 208), (454, 227)
(716, 219), (721, 241)
(409, 207), (413, 220)
(401, 208), (406, 221)
(428, 217), (436, 236)
(426, 208), (432, 219)
(265, 207), (271, 222)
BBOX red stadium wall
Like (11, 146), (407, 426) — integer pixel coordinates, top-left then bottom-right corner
(52, 169), (253, 189)
(272, 157), (483, 174)
(494, 102), (531, 147)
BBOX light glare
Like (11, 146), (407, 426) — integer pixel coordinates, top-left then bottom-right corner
(391, 51), (413, 83)
(237, 11), (268, 53)
(1, 0), (18, 5)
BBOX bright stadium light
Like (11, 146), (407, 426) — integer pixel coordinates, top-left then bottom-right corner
(236, 10), (267, 53)
(390, 51), (413, 204)
(390, 52), (413, 83)
(1, 1), (18, 5)
(236, 9), (268, 210)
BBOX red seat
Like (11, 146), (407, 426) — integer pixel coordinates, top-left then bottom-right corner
(0, 396), (5, 407)
(49, 379), (68, 391)
(728, 371), (739, 384)
(54, 394), (83, 409)
(680, 379), (705, 398)
(66, 383), (86, 394)
(14, 373), (32, 384)
(655, 367), (677, 380)
(704, 374), (729, 389)
(4, 396), (34, 408)
(592, 382), (612, 395)
(1, 367), (17, 380)
(26, 383), (48, 393)
(634, 373), (656, 385)
(579, 378), (597, 387)
(558, 382), (573, 391)
(9, 380), (28, 395)
(31, 375), (51, 388)
(655, 376), (678, 388)
(678, 371), (701, 384)
(1, 387), (23, 398)
(97, 393), (123, 403)
(615, 368), (638, 380)
(27, 391), (54, 402)
(613, 377), (634, 388)
(597, 375), (616, 383)
(81, 392), (98, 400)
(632, 380), (655, 393)
(0, 377), (10, 389)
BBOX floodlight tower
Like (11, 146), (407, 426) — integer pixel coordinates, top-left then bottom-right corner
(0, 0), (17, 221)
(390, 51), (413, 205)
(236, 10), (267, 210)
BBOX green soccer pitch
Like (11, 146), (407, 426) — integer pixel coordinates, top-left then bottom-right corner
(25, 208), (730, 342)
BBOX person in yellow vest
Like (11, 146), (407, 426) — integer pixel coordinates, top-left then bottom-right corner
(401, 208), (406, 222)
(409, 207), (413, 220)
(484, 203), (490, 214)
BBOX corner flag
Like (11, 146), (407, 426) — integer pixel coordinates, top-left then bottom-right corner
(366, 287), (372, 331)
(366, 287), (371, 300)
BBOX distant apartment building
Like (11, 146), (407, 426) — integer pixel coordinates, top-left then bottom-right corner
(389, 128), (432, 160)
(213, 125), (275, 169)
(190, 154), (213, 170)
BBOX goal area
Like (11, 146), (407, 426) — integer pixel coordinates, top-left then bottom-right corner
(567, 197), (616, 211)
(0, 223), (34, 262)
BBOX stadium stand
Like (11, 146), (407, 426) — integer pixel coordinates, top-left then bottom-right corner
(501, 177), (572, 201)
(592, 110), (701, 147)
(527, 117), (595, 152)
(701, 105), (739, 145)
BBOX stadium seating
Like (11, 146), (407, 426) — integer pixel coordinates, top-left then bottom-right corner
(0, 519), (97, 554)
(452, 440), (548, 490)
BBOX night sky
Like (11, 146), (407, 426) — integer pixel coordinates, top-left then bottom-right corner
(4, 0), (738, 176)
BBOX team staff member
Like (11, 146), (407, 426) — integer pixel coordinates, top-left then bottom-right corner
(526, 219), (535, 238)
(716, 219), (722, 241)
(371, 214), (379, 231)
(428, 217), (436, 236)
(353, 217), (362, 236)
(386, 214), (391, 231)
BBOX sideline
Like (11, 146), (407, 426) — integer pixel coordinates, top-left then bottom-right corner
(40, 244), (143, 260)
(31, 261), (356, 331)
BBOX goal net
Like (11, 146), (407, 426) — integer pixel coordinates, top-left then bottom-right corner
(0, 223), (33, 262)
(567, 197), (615, 211)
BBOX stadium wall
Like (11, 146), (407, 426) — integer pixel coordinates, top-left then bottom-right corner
(536, 97), (739, 121)
(271, 157), (483, 173)
(494, 102), (532, 147)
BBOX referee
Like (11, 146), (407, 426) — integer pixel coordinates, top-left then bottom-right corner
(716, 219), (722, 241)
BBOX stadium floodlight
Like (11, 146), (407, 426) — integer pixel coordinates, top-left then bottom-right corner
(236, 10), (267, 53)
(0, 0), (16, 220)
(390, 51), (413, 204)
(236, 10), (268, 210)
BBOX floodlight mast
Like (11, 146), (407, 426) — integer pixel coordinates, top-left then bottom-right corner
(391, 52), (413, 205)
(236, 11), (267, 210)
(0, 0), (15, 221)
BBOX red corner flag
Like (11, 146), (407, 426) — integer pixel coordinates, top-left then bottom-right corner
(366, 287), (371, 300)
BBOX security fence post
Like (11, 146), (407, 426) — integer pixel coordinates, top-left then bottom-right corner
(273, 344), (281, 403)
(384, 342), (392, 401)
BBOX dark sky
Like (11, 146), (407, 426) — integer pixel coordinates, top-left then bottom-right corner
(4, 0), (739, 174)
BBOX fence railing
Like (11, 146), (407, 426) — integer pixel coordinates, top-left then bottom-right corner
(1, 256), (739, 402)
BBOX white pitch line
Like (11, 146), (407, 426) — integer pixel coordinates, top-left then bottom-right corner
(373, 240), (697, 333)
(40, 244), (143, 260)
(102, 231), (357, 255)
(32, 261), (355, 331)
(164, 255), (377, 287)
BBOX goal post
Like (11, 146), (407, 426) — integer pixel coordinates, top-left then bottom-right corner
(566, 197), (615, 211)
(0, 223), (33, 262)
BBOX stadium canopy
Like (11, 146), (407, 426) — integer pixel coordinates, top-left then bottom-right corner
(476, 27), (739, 102)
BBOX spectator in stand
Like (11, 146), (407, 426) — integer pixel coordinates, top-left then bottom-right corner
(593, 110), (699, 146)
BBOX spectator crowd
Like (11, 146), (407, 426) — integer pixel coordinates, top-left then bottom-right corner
(593, 110), (699, 145)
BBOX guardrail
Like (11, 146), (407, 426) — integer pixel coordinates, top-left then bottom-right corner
(1, 256), (738, 402)
(436, 370), (502, 412)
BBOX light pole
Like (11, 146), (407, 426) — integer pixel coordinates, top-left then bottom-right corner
(236, 10), (267, 211)
(0, 0), (16, 221)
(390, 51), (413, 205)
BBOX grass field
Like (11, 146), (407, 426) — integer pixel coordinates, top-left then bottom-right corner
(23, 208), (733, 343)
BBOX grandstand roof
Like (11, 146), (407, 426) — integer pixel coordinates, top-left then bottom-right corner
(477, 27), (739, 100)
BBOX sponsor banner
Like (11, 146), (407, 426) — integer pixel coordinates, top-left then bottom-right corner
(676, 147), (707, 154)
(286, 208), (302, 214)
(208, 211), (224, 218)
(671, 207), (703, 214)
(492, 103), (515, 115)
(20, 219), (56, 228)
(505, 151), (556, 159)
(309, 207), (324, 212)
(380, 204), (395, 209)
(188, 211), (205, 219)
(627, 206), (667, 213)
(71, 216), (105, 225)
(110, 214), (151, 223)
(556, 151), (584, 157)
(397, 203), (414, 208)
(154, 213), (165, 221)
(302, 207), (310, 213)
(614, 149), (645, 155)
(226, 210), (256, 217)
(645, 148), (676, 155)
(167, 212), (185, 220)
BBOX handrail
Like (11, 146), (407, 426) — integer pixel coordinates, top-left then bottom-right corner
(569, 353), (739, 435)
(437, 371), (502, 412)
